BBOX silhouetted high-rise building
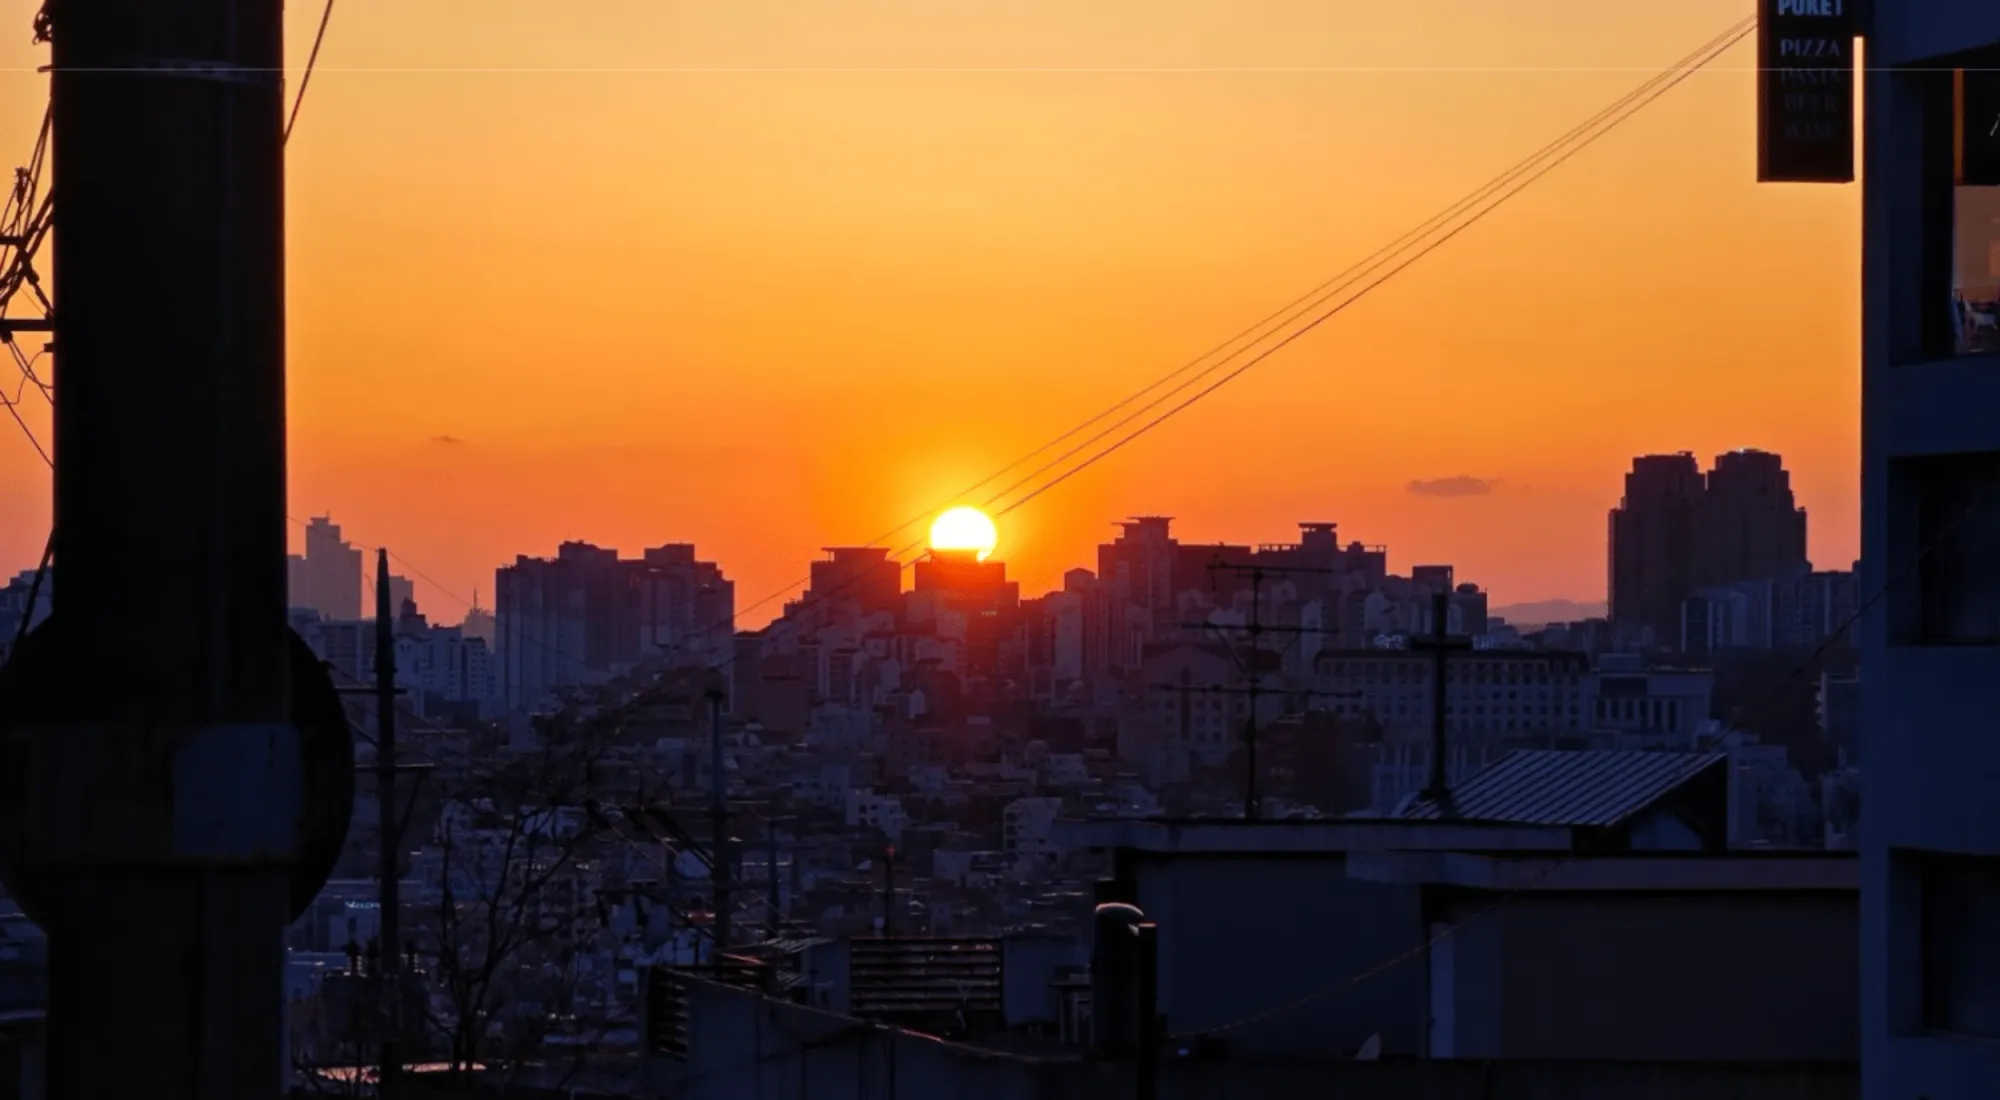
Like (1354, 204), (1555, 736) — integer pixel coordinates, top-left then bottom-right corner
(804, 547), (903, 615)
(1410, 564), (1455, 596)
(495, 540), (733, 709)
(1097, 516), (1183, 617)
(1095, 517), (1254, 652)
(911, 549), (1021, 679)
(911, 549), (1020, 613)
(1611, 449), (1813, 651)
(374, 573), (415, 621)
(1694, 448), (1809, 589)
(460, 591), (496, 647)
(288, 514), (363, 621)
(1608, 453), (1704, 645)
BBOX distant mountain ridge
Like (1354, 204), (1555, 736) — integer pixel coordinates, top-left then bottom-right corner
(1490, 599), (1606, 628)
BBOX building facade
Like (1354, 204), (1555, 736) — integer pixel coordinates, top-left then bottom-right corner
(287, 515), (363, 621)
(1609, 453), (1704, 645)
(1859, 8), (2000, 1099)
(1610, 451), (1811, 649)
(495, 540), (734, 710)
(1694, 448), (1810, 590)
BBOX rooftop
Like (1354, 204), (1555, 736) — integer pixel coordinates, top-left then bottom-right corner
(1055, 817), (1575, 856)
(1347, 849), (1858, 892)
(1402, 749), (1729, 828)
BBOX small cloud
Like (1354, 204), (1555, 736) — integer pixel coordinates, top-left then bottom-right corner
(431, 434), (465, 445)
(1407, 475), (1499, 498)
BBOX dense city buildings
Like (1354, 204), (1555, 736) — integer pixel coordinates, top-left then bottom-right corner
(286, 514), (364, 621)
(0, 490), (1882, 1095)
(1609, 449), (1817, 651)
(1607, 452), (1703, 645)
(494, 540), (735, 709)
(6, 0), (1962, 1091)
(1696, 448), (1810, 590)
(799, 546), (902, 618)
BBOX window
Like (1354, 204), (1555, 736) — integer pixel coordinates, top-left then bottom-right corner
(1921, 851), (2000, 1038)
(1922, 51), (2000, 358)
(1896, 451), (2000, 644)
(1953, 64), (2000, 354)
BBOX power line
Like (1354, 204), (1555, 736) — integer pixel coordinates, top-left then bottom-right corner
(1, 396), (46, 468)
(294, 11), (1871, 1013)
(621, 16), (1760, 680)
(1174, 404), (1962, 1048)
(20, 8), (1747, 704)
(623, 0), (1743, 878)
(10, 0), (337, 624)
(970, 19), (1758, 520)
(1102, 20), (1873, 1042)
(609, 17), (1761, 718)
(234, 10), (1753, 689)
(682, 15), (1758, 642)
(285, 0), (339, 143)
(995, 18), (1758, 520)
(311, 630), (792, 934)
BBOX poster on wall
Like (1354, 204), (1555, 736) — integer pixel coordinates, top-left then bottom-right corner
(1756, 0), (1856, 183)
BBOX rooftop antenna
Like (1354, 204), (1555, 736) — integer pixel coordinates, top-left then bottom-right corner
(1193, 558), (1362, 819)
(1414, 590), (1472, 814)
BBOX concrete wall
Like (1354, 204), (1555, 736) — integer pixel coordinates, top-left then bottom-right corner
(647, 982), (1064, 1100)
(1435, 893), (1857, 1061)
(646, 981), (1859, 1100)
(1869, 0), (2000, 66)
(1860, 11), (2000, 1100)
(1125, 853), (1422, 1057)
(1001, 934), (1085, 1028)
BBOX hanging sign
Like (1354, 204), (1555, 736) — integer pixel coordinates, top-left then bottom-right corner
(1757, 0), (1856, 183)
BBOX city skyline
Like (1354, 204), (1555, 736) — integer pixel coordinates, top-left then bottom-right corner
(247, 445), (1829, 688)
(0, 0), (1966, 1091)
(0, 0), (1859, 619)
(271, 444), (1829, 635)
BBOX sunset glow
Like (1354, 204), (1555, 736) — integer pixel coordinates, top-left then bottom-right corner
(0, 0), (1860, 617)
(929, 506), (999, 561)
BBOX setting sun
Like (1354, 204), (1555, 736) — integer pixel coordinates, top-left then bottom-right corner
(929, 506), (999, 561)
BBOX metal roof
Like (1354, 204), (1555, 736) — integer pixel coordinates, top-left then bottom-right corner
(1401, 749), (1729, 828)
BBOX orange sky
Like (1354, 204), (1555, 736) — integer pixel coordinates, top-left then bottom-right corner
(0, 0), (1860, 626)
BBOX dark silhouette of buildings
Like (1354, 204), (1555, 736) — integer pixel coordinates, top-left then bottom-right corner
(494, 540), (734, 708)
(803, 547), (903, 616)
(1695, 449), (1809, 589)
(1609, 453), (1705, 645)
(911, 549), (1021, 678)
(1608, 450), (1810, 648)
(288, 514), (364, 620)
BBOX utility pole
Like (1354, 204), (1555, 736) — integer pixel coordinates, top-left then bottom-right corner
(706, 686), (731, 953)
(373, 549), (403, 1096)
(1199, 559), (1354, 819)
(664, 839), (680, 955)
(1412, 590), (1472, 811)
(1134, 920), (1161, 1100)
(763, 815), (789, 936)
(0, 1), (301, 1097)
(1174, 667), (1193, 750)
(882, 844), (897, 936)
(1152, 680), (1360, 813)
(1243, 567), (1267, 818)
